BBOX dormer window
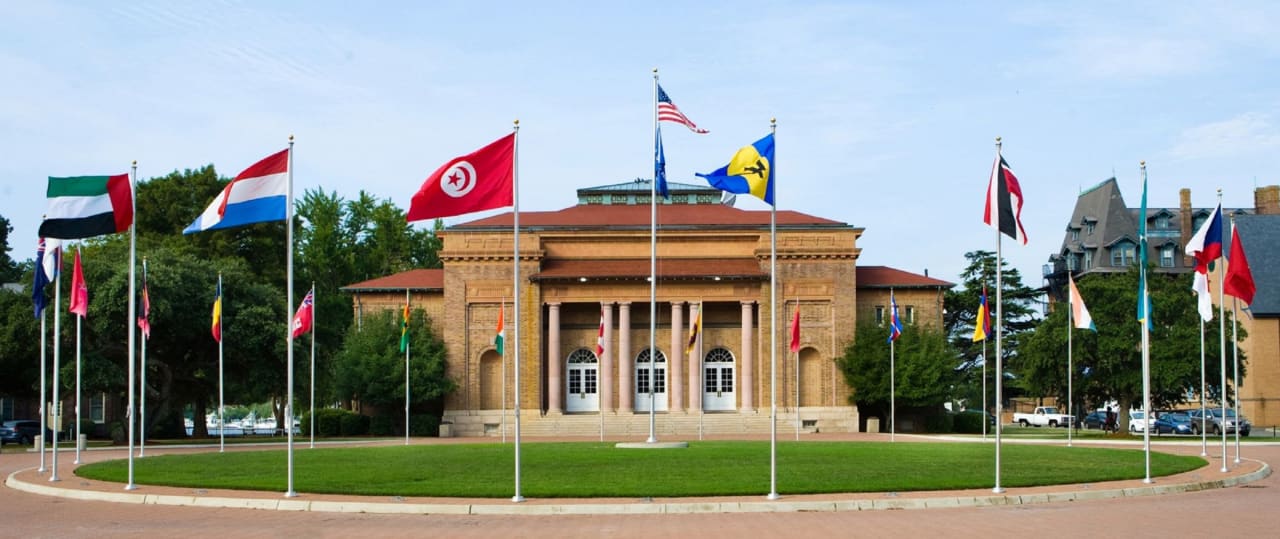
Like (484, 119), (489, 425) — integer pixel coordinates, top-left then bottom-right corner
(1086, 222), (1095, 235)
(1155, 215), (1171, 229)
(1160, 245), (1176, 267)
(1111, 241), (1136, 267)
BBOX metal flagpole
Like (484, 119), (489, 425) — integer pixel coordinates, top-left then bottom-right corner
(1140, 162), (1152, 484)
(285, 135), (297, 498)
(982, 336), (987, 441)
(992, 137), (1004, 494)
(74, 246), (82, 465)
(890, 288), (896, 443)
(1200, 318), (1207, 456)
(647, 69), (659, 445)
(1231, 213), (1241, 465)
(1068, 281), (1073, 448)
(39, 304), (47, 473)
(1217, 190), (1227, 472)
(125, 162), (138, 486)
(767, 118), (779, 501)
(501, 298), (507, 444)
(405, 288), (410, 446)
(794, 300), (800, 442)
(140, 258), (148, 458)
(50, 253), (62, 482)
(219, 273), (224, 454)
(512, 119), (525, 503)
(310, 283), (316, 449)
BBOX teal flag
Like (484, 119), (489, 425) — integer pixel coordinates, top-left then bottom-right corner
(1136, 168), (1152, 330)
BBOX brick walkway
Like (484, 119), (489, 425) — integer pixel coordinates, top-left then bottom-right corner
(2, 434), (1275, 538)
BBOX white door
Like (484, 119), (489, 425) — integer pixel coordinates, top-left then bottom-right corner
(703, 348), (736, 411)
(565, 349), (599, 413)
(634, 348), (668, 412)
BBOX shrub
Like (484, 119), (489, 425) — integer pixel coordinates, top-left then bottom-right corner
(953, 411), (986, 434)
(410, 415), (440, 437)
(924, 413), (955, 433)
(339, 412), (369, 436)
(370, 415), (394, 436)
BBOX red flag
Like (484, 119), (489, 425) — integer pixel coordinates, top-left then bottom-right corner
(595, 306), (605, 359)
(407, 133), (515, 222)
(291, 287), (315, 339)
(69, 249), (88, 317)
(138, 281), (151, 339)
(1224, 226), (1256, 305)
(789, 304), (801, 353)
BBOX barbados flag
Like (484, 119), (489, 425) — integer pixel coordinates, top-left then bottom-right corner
(697, 133), (775, 206)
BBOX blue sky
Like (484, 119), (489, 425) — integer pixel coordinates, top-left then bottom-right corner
(3, 1), (1277, 291)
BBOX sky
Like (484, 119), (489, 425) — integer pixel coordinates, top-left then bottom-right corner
(3, 1), (1278, 292)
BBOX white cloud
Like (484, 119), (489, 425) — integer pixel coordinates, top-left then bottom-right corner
(1168, 112), (1280, 160)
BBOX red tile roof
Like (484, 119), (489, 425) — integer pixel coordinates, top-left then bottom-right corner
(342, 269), (444, 291)
(450, 204), (849, 229)
(532, 258), (766, 281)
(857, 266), (953, 288)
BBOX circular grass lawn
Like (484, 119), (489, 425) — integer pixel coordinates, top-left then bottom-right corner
(75, 441), (1205, 498)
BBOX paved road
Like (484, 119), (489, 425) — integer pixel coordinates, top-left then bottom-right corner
(1, 438), (1275, 538)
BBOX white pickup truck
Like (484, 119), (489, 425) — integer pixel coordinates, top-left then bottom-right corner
(1013, 406), (1074, 428)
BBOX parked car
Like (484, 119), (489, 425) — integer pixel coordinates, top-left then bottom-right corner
(0, 419), (51, 445)
(1079, 411), (1108, 430)
(1188, 408), (1252, 436)
(1128, 410), (1155, 433)
(1013, 406), (1074, 428)
(1152, 411), (1194, 435)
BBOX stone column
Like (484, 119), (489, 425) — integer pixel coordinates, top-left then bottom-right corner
(547, 302), (562, 415)
(688, 302), (703, 413)
(670, 301), (685, 412)
(600, 302), (614, 413)
(618, 302), (633, 413)
(740, 301), (755, 413)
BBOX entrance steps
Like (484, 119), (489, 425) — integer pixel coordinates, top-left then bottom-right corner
(444, 407), (858, 438)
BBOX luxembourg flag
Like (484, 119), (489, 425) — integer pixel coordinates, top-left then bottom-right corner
(184, 148), (289, 234)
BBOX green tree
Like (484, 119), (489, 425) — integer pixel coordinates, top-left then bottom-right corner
(837, 320), (957, 429)
(0, 214), (20, 282)
(331, 309), (453, 433)
(1019, 267), (1245, 429)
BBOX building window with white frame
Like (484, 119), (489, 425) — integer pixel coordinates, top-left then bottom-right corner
(90, 393), (105, 423)
(1160, 245), (1176, 267)
(875, 305), (885, 325)
(905, 305), (916, 324)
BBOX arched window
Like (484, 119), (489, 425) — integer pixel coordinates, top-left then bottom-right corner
(635, 348), (667, 394)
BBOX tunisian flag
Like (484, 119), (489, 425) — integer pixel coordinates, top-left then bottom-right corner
(408, 133), (515, 222)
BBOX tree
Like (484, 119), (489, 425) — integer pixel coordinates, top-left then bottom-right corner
(837, 320), (957, 429)
(331, 309), (453, 433)
(1019, 266), (1246, 429)
(0, 214), (20, 283)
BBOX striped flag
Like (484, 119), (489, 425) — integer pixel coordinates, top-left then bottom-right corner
(185, 149), (289, 233)
(887, 292), (903, 343)
(211, 280), (223, 342)
(1068, 275), (1096, 331)
(39, 174), (133, 240)
(983, 155), (1028, 245)
(657, 84), (708, 134)
(494, 301), (505, 356)
(595, 306), (605, 359)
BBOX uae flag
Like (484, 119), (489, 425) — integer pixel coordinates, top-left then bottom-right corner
(983, 156), (1028, 245)
(407, 133), (515, 222)
(39, 174), (133, 239)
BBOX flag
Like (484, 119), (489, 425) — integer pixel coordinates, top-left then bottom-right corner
(32, 239), (53, 318)
(39, 174), (133, 240)
(655, 127), (669, 200)
(69, 249), (88, 318)
(291, 287), (315, 339)
(697, 133), (775, 206)
(1068, 275), (1096, 331)
(595, 306), (605, 359)
(657, 84), (708, 134)
(138, 261), (151, 339)
(1136, 170), (1152, 330)
(887, 292), (903, 343)
(400, 301), (411, 353)
(185, 149), (289, 233)
(407, 133), (515, 222)
(1224, 225), (1256, 305)
(41, 237), (62, 285)
(789, 304), (801, 353)
(1185, 203), (1224, 269)
(1191, 271), (1213, 322)
(211, 280), (222, 342)
(983, 155), (1028, 245)
(494, 301), (505, 356)
(971, 284), (992, 342)
(686, 304), (702, 356)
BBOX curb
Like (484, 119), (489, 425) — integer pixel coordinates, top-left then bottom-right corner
(6, 461), (1271, 516)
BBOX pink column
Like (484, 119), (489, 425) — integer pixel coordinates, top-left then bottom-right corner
(689, 302), (702, 413)
(618, 302), (633, 413)
(600, 302), (614, 413)
(547, 302), (562, 414)
(740, 301), (755, 413)
(670, 301), (685, 412)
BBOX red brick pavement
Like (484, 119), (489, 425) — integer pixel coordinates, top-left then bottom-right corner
(1, 435), (1275, 539)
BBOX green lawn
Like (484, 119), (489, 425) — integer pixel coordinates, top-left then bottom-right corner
(74, 441), (1205, 498)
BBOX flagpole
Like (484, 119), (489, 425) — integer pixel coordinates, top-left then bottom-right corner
(794, 300), (800, 442)
(1067, 280), (1073, 448)
(767, 118), (779, 501)
(1200, 318), (1207, 456)
(511, 119), (525, 503)
(1217, 189), (1227, 472)
(1231, 213), (1241, 466)
(501, 298), (507, 444)
(125, 160), (138, 488)
(310, 283), (316, 449)
(982, 333), (987, 441)
(648, 69), (659, 445)
(50, 251), (62, 483)
(890, 288), (896, 443)
(1139, 161), (1152, 484)
(992, 138), (1004, 494)
(139, 258), (148, 458)
(74, 246), (82, 465)
(39, 303), (48, 473)
(405, 287), (411, 446)
(285, 135), (297, 498)
(219, 273), (224, 454)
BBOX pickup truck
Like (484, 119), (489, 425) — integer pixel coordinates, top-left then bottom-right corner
(1013, 406), (1074, 428)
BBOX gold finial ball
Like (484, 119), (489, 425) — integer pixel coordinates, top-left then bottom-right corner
(132, 160), (137, 166)
(1140, 160), (1146, 167)
(771, 117), (777, 124)
(289, 134), (295, 142)
(995, 136), (1002, 143)
(513, 119), (520, 126)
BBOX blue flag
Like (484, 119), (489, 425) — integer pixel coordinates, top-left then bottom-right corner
(655, 127), (669, 200)
(1136, 169), (1152, 330)
(887, 292), (904, 343)
(32, 238), (50, 318)
(697, 133), (775, 206)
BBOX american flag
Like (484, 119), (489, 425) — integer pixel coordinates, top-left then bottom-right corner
(657, 84), (708, 134)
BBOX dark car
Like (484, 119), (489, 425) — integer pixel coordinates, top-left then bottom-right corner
(1153, 412), (1194, 435)
(1079, 411), (1108, 430)
(0, 420), (50, 445)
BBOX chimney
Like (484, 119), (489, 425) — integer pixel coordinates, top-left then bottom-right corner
(1179, 188), (1193, 267)
(1256, 185), (1280, 215)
